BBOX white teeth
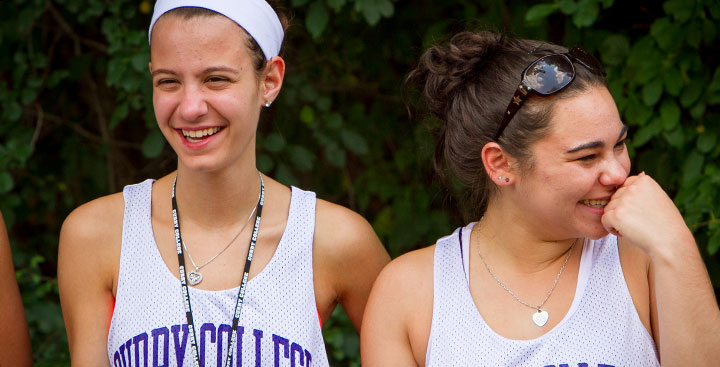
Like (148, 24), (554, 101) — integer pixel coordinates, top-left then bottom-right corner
(182, 127), (220, 141)
(581, 199), (609, 208)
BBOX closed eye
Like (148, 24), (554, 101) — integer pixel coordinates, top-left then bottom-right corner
(578, 154), (597, 161)
(156, 78), (178, 86)
(206, 76), (230, 83)
(614, 138), (629, 149)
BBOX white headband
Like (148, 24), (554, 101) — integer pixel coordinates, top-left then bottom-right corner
(148, 0), (284, 60)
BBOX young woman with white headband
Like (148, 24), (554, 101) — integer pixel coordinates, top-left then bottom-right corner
(58, 1), (389, 365)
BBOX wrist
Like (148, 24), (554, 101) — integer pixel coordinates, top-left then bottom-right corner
(644, 230), (697, 266)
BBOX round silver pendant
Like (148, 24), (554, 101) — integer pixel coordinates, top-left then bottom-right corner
(532, 309), (549, 327)
(188, 270), (203, 286)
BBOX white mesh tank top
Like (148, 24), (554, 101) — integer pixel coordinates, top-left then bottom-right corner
(425, 223), (659, 367)
(107, 179), (329, 367)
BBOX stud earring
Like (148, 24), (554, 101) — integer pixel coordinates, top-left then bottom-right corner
(264, 101), (271, 108)
(497, 176), (503, 181)
(505, 177), (510, 183)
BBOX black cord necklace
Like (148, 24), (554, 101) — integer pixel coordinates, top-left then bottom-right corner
(171, 172), (265, 367)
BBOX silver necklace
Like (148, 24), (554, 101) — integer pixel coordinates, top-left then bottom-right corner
(475, 226), (577, 327)
(181, 176), (262, 286)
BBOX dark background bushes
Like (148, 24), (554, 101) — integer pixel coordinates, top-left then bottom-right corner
(0, 0), (718, 365)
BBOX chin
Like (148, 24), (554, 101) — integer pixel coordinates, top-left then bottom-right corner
(581, 222), (611, 240)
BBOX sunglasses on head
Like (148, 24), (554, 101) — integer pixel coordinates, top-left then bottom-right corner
(492, 46), (605, 141)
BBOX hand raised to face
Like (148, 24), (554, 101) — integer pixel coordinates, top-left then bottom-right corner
(601, 172), (695, 257)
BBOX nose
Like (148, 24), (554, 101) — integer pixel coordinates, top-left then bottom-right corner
(178, 87), (208, 122)
(599, 155), (629, 187)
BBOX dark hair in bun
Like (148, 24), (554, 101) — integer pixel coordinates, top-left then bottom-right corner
(408, 30), (606, 218)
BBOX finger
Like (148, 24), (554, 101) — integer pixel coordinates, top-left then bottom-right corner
(600, 210), (616, 235)
(620, 174), (642, 187)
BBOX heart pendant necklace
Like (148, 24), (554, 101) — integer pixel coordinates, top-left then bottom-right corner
(475, 224), (577, 327)
(178, 179), (260, 287)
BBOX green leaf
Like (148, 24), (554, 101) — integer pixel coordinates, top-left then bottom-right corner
(131, 53), (148, 72)
(3, 102), (22, 122)
(325, 143), (346, 167)
(690, 102), (706, 119)
(525, 4), (557, 21)
(659, 99), (680, 130)
(627, 37), (662, 83)
(625, 97), (654, 125)
(257, 153), (274, 172)
(686, 20), (703, 48)
(263, 132), (285, 153)
(663, 0), (692, 22)
(558, 0), (577, 15)
(48, 69), (70, 88)
(642, 78), (664, 106)
(0, 172), (13, 194)
(703, 19), (717, 44)
(355, 0), (394, 26)
(300, 105), (316, 125)
(662, 126), (684, 147)
(275, 163), (299, 186)
(288, 145), (315, 172)
(697, 131), (717, 153)
(110, 102), (129, 129)
(306, 1), (329, 39)
(632, 122), (661, 147)
(572, 0), (599, 27)
(663, 67), (684, 96)
(680, 78), (704, 107)
(327, 0), (346, 12)
(650, 17), (683, 51)
(600, 34), (630, 66)
(708, 228), (720, 256)
(681, 150), (704, 184)
(325, 113), (343, 130)
(710, 2), (720, 19)
(340, 130), (369, 155)
(141, 129), (165, 158)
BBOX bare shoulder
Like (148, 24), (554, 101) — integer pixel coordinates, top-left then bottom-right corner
(60, 192), (125, 247)
(362, 245), (436, 366)
(58, 192), (125, 285)
(314, 198), (385, 255)
(312, 198), (389, 328)
(370, 245), (435, 311)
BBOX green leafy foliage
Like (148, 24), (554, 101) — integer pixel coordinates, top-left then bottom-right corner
(0, 0), (718, 365)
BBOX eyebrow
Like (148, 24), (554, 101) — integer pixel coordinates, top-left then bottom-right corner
(150, 66), (240, 78)
(565, 124), (629, 153)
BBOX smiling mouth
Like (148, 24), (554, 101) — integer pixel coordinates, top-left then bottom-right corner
(181, 127), (221, 143)
(580, 199), (609, 208)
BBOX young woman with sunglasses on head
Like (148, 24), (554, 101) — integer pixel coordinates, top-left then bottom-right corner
(58, 1), (389, 365)
(361, 31), (720, 366)
(0, 210), (32, 366)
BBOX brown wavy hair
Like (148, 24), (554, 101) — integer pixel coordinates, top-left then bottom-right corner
(408, 31), (607, 218)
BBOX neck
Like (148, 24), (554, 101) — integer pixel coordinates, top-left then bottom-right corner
(477, 200), (579, 273)
(174, 161), (262, 230)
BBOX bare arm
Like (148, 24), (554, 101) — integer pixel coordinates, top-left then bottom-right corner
(0, 212), (32, 366)
(603, 173), (720, 365)
(314, 200), (390, 330)
(58, 195), (123, 365)
(361, 247), (434, 367)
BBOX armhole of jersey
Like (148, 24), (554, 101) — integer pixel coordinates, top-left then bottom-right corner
(462, 222), (475, 284)
(564, 237), (594, 317)
(427, 224), (474, 366)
